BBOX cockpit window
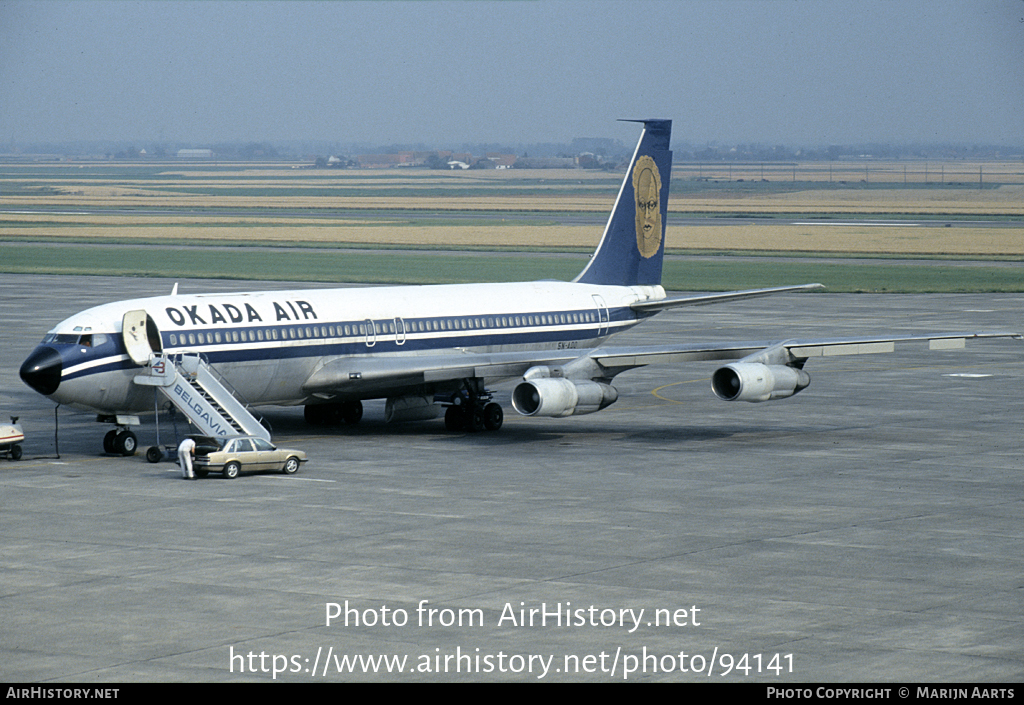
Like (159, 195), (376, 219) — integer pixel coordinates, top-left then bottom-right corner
(42, 333), (110, 346)
(43, 334), (82, 344)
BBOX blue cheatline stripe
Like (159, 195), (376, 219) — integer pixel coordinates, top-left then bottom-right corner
(56, 306), (641, 379)
(157, 307), (639, 363)
(62, 356), (133, 382)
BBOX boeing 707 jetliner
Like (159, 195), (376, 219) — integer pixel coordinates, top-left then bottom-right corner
(19, 120), (1019, 455)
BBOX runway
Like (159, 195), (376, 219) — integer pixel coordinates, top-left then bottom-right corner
(1, 274), (1021, 682)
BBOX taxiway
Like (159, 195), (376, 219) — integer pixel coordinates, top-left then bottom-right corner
(1, 274), (1021, 682)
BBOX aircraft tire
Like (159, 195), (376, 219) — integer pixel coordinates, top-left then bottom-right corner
(341, 401), (363, 425)
(467, 406), (485, 433)
(116, 431), (137, 456)
(483, 403), (503, 431)
(444, 405), (464, 432)
(304, 404), (329, 426)
(103, 430), (118, 454)
(223, 461), (240, 479)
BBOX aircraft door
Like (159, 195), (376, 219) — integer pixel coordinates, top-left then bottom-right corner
(591, 295), (610, 337)
(394, 317), (406, 345)
(364, 319), (376, 348)
(122, 310), (162, 365)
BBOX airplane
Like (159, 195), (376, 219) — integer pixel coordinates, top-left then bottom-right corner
(19, 119), (1020, 456)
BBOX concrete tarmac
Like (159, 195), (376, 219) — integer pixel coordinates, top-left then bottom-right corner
(1, 274), (1021, 683)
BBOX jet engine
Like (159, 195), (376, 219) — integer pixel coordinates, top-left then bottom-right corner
(711, 363), (810, 403)
(511, 378), (618, 417)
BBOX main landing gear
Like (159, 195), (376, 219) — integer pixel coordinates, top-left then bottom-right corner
(304, 400), (364, 427)
(438, 383), (503, 433)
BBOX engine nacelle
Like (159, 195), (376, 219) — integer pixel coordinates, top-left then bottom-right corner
(711, 363), (810, 403)
(511, 378), (619, 417)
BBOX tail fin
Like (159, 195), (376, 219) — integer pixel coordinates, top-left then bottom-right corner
(575, 119), (672, 286)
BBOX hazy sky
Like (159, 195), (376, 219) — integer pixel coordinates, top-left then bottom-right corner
(2, 0), (1022, 147)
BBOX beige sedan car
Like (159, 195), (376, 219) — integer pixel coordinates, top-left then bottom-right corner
(192, 435), (308, 479)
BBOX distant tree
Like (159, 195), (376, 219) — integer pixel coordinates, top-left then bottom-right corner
(425, 154), (449, 170)
(239, 142), (279, 159)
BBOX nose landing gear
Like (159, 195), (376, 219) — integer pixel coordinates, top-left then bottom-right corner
(103, 428), (138, 456)
(98, 415), (141, 456)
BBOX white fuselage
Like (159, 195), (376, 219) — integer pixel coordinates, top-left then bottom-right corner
(34, 280), (666, 414)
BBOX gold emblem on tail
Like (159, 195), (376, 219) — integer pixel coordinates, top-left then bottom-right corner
(633, 155), (662, 258)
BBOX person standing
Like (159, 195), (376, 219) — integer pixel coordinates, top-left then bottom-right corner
(178, 437), (196, 479)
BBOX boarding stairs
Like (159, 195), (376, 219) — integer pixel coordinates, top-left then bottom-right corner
(134, 353), (271, 441)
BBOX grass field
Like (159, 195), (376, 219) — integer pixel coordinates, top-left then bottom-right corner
(1, 162), (1022, 292)
(5, 242), (1022, 293)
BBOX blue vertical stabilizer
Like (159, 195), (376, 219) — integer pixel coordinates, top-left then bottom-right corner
(574, 119), (672, 287)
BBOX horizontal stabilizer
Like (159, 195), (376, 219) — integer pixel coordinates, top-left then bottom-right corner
(631, 284), (824, 313)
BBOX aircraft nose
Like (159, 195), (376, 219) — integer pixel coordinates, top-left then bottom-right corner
(20, 347), (63, 396)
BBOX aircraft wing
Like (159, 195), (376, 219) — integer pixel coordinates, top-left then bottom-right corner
(302, 330), (1019, 398)
(592, 331), (1021, 369)
(302, 342), (765, 396)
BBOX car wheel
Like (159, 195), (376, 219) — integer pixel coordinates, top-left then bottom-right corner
(223, 461), (241, 479)
(282, 456), (300, 474)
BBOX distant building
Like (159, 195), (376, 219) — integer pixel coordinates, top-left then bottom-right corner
(177, 149), (213, 159)
(356, 152), (421, 168)
(486, 154), (517, 169)
(513, 156), (577, 169)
